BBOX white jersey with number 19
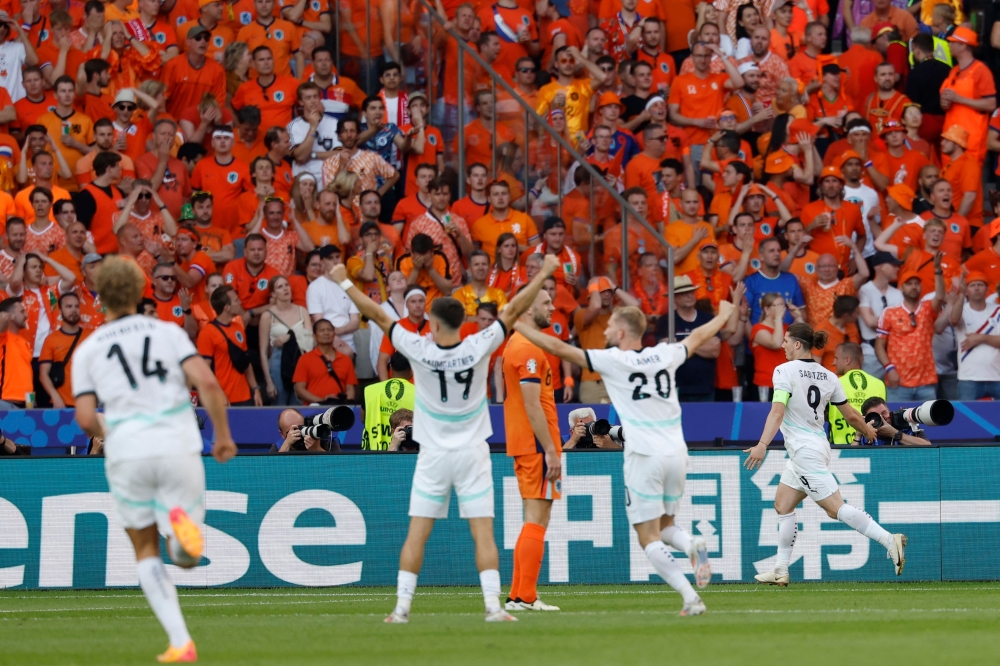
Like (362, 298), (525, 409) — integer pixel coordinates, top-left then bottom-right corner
(72, 315), (202, 462)
(585, 342), (689, 456)
(390, 319), (506, 452)
(772, 359), (847, 457)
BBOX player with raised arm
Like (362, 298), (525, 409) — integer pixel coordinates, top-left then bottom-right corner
(72, 257), (237, 663)
(330, 254), (560, 624)
(512, 286), (743, 616)
(744, 322), (907, 587)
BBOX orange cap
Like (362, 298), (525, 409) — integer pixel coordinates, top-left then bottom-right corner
(588, 276), (615, 294)
(745, 183), (768, 198)
(941, 125), (969, 149)
(835, 149), (863, 169)
(787, 119), (818, 143)
(898, 270), (922, 286)
(879, 120), (906, 136)
(765, 151), (795, 174)
(886, 183), (915, 211)
(965, 271), (990, 286)
(819, 165), (843, 181)
(948, 26), (979, 47)
(597, 91), (626, 112)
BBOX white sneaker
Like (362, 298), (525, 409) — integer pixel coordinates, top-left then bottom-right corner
(516, 598), (560, 611)
(754, 570), (790, 587)
(680, 598), (706, 616)
(888, 534), (907, 575)
(504, 598), (521, 611)
(485, 609), (518, 622)
(690, 537), (711, 589)
(384, 610), (409, 623)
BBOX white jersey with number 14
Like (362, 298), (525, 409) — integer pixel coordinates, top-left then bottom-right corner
(585, 342), (689, 456)
(72, 315), (202, 462)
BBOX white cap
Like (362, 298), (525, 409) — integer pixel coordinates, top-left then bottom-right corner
(113, 89), (137, 106)
(644, 95), (665, 111)
(737, 62), (759, 75)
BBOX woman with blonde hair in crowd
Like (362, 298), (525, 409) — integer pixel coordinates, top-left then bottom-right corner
(223, 42), (252, 102)
(290, 173), (320, 225)
(259, 275), (315, 406)
(330, 170), (363, 224)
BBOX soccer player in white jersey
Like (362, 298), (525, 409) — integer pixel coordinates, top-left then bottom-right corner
(744, 322), (907, 586)
(72, 257), (236, 664)
(513, 299), (739, 616)
(329, 254), (560, 623)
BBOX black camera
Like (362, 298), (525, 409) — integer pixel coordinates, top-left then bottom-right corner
(300, 405), (356, 441)
(577, 419), (625, 448)
(865, 400), (954, 432)
(399, 424), (418, 451)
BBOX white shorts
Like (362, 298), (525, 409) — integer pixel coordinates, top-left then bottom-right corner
(409, 443), (494, 519)
(105, 454), (206, 535)
(623, 449), (688, 525)
(779, 450), (839, 502)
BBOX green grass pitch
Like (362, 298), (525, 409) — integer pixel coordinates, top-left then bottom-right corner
(3, 582), (1000, 665)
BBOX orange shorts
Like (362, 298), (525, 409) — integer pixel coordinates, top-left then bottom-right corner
(513, 452), (562, 500)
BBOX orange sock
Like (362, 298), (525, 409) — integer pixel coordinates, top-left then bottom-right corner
(516, 522), (546, 604)
(509, 536), (524, 601)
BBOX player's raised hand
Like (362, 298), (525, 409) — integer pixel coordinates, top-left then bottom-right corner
(541, 254), (561, 277)
(743, 442), (767, 470)
(212, 435), (237, 463)
(717, 299), (735, 321)
(329, 263), (348, 284)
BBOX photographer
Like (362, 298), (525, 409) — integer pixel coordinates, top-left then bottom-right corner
(854, 397), (931, 446)
(563, 408), (623, 450)
(387, 408), (416, 452)
(272, 408), (343, 453)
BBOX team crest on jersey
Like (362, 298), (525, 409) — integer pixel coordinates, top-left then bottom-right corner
(156, 32), (167, 44)
(512, 223), (522, 234)
(950, 223), (960, 234)
(213, 35), (224, 47)
(274, 29), (285, 40)
(570, 92), (579, 102)
(274, 91), (285, 102)
(521, 16), (529, 25)
(761, 222), (772, 235)
(257, 278), (268, 289)
(225, 273), (234, 283)
(481, 327), (496, 340)
(660, 62), (669, 73)
(284, 172), (292, 183)
(710, 82), (718, 90)
(805, 262), (816, 274)
(235, 331), (245, 344)
(750, 258), (761, 270)
(176, 16), (187, 25)
(227, 172), (239, 183)
(526, 358), (537, 374)
(427, 134), (438, 145)
(241, 11), (252, 23)
(172, 305), (183, 317)
(687, 85), (697, 94)
(552, 322), (563, 335)
(311, 0), (320, 9)
(40, 29), (49, 40)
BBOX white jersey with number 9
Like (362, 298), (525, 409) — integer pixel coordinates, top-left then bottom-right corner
(72, 315), (202, 462)
(772, 359), (847, 457)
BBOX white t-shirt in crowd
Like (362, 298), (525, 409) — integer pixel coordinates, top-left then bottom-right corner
(954, 301), (1000, 381)
(858, 280), (903, 341)
(843, 183), (880, 257)
(306, 276), (360, 351)
(287, 114), (340, 182)
(0, 41), (27, 101)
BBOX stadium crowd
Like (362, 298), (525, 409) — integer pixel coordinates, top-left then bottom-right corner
(0, 0), (999, 421)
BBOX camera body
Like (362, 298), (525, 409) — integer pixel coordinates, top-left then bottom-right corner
(578, 419), (625, 448)
(399, 425), (418, 451)
(865, 399), (954, 433)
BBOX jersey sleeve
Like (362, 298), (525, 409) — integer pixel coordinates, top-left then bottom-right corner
(772, 363), (792, 395)
(473, 319), (507, 356)
(830, 378), (848, 405)
(170, 322), (199, 364)
(389, 322), (424, 359)
(509, 341), (542, 383)
(39, 334), (57, 363)
(70, 339), (95, 398)
(196, 326), (216, 359)
(584, 347), (615, 376)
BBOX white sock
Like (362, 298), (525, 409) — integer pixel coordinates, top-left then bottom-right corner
(660, 525), (693, 557)
(136, 557), (191, 648)
(167, 537), (198, 568)
(732, 386), (743, 402)
(837, 504), (894, 551)
(395, 570), (417, 615)
(775, 512), (797, 571)
(479, 569), (502, 613)
(644, 542), (699, 604)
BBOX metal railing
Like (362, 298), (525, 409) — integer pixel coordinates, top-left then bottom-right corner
(335, 1), (678, 341)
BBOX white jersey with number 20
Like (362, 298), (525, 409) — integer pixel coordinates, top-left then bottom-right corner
(585, 342), (689, 456)
(772, 359), (847, 457)
(390, 319), (506, 452)
(72, 315), (202, 462)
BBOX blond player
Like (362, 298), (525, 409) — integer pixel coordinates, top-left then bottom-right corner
(503, 286), (563, 611)
(513, 299), (738, 615)
(73, 257), (236, 663)
(329, 255), (560, 623)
